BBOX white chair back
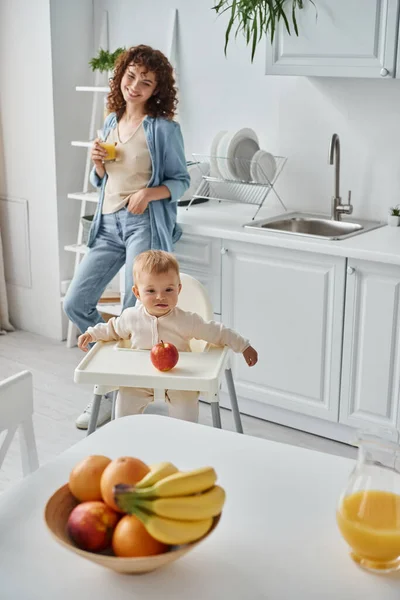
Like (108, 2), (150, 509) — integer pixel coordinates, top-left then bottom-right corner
(0, 371), (39, 477)
(178, 273), (213, 353)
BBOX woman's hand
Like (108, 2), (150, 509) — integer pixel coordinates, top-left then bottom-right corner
(91, 138), (107, 178)
(243, 345), (258, 367)
(125, 189), (151, 214)
(78, 332), (94, 352)
(91, 138), (107, 165)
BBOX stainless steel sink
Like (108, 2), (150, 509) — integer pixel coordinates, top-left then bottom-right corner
(244, 212), (384, 241)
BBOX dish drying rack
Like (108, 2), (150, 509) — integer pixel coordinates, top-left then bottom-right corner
(188, 153), (287, 220)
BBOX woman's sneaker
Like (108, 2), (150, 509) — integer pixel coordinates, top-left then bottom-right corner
(75, 395), (112, 430)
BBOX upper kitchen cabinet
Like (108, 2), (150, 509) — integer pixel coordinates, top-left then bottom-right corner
(340, 259), (400, 430)
(397, 20), (400, 77)
(266, 0), (400, 78)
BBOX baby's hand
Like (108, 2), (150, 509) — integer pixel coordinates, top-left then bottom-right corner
(78, 332), (94, 352)
(243, 345), (258, 367)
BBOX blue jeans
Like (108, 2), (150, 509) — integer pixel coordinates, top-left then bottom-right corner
(64, 208), (151, 334)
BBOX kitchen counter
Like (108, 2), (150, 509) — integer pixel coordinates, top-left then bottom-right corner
(177, 202), (400, 266)
(177, 201), (400, 443)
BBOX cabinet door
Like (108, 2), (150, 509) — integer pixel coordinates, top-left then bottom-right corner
(340, 259), (400, 429)
(397, 25), (400, 78)
(221, 241), (346, 421)
(174, 234), (221, 314)
(266, 0), (400, 78)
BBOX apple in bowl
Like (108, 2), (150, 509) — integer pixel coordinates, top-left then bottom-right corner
(150, 341), (179, 372)
(67, 501), (119, 552)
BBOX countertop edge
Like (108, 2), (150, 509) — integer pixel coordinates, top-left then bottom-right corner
(178, 215), (400, 266)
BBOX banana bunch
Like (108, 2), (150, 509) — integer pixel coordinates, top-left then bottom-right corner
(113, 462), (225, 545)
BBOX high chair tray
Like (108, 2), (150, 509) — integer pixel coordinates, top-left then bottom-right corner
(74, 340), (230, 392)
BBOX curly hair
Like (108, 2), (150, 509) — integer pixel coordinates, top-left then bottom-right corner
(107, 45), (178, 120)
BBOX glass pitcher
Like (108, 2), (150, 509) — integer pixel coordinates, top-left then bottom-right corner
(336, 428), (400, 573)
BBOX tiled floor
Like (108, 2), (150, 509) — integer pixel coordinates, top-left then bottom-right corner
(0, 330), (356, 493)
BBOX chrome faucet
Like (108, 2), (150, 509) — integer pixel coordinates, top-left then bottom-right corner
(328, 133), (353, 221)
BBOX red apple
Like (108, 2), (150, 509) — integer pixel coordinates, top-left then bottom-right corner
(67, 501), (119, 552)
(150, 340), (179, 371)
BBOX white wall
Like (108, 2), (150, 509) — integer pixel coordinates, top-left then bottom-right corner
(50, 0), (94, 338)
(0, 0), (95, 340)
(50, 0), (94, 286)
(0, 0), (62, 338)
(94, 0), (400, 222)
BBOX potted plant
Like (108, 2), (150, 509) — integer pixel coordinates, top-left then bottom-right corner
(212, 0), (316, 61)
(388, 206), (400, 227)
(89, 47), (126, 79)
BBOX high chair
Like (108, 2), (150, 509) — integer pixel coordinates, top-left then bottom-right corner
(0, 370), (39, 476)
(74, 273), (244, 436)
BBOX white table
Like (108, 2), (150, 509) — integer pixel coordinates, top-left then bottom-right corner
(0, 415), (399, 599)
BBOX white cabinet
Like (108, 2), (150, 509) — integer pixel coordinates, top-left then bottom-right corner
(221, 240), (346, 421)
(266, 0), (400, 78)
(397, 27), (400, 79)
(340, 259), (400, 430)
(176, 232), (400, 438)
(174, 234), (221, 315)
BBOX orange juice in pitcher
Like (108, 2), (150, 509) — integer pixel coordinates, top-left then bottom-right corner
(337, 430), (400, 572)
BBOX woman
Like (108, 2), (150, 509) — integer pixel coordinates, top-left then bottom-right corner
(64, 45), (190, 429)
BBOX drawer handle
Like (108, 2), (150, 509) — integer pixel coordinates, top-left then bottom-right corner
(220, 247), (228, 255)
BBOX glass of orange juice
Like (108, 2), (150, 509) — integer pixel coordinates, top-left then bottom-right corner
(96, 130), (117, 161)
(100, 142), (116, 161)
(337, 429), (400, 573)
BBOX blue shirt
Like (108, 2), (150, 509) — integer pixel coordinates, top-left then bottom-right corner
(88, 113), (190, 251)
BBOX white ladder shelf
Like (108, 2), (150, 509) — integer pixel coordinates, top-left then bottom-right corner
(64, 10), (117, 347)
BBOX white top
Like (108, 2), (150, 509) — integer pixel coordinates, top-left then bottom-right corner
(102, 123), (152, 214)
(0, 415), (397, 599)
(87, 303), (249, 353)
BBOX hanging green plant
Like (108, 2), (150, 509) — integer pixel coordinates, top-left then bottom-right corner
(89, 47), (126, 73)
(212, 0), (316, 62)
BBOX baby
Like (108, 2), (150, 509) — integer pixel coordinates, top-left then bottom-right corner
(78, 250), (258, 423)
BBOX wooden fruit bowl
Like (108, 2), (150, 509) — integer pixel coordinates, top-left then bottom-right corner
(44, 484), (221, 574)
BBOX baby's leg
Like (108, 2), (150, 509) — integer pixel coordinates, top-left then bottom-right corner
(115, 387), (153, 418)
(165, 390), (199, 423)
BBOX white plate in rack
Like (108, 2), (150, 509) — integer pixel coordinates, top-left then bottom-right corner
(216, 131), (234, 180)
(227, 128), (259, 181)
(210, 130), (228, 178)
(250, 150), (277, 184)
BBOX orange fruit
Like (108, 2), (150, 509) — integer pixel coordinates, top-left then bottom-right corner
(112, 515), (168, 557)
(100, 456), (149, 512)
(69, 455), (111, 502)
